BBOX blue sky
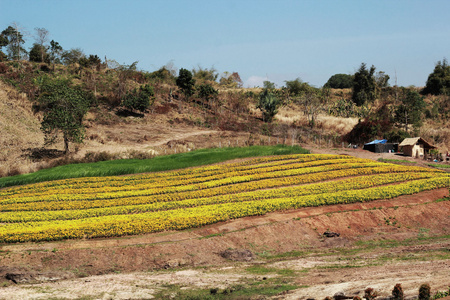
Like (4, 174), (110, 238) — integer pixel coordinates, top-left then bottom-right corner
(1, 0), (449, 88)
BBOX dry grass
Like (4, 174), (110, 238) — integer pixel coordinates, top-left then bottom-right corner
(419, 120), (450, 152)
(0, 81), (44, 174)
(276, 105), (358, 135)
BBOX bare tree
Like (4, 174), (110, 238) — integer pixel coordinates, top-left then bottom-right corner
(34, 27), (49, 62)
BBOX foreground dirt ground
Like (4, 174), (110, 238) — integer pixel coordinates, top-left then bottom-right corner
(0, 186), (449, 299)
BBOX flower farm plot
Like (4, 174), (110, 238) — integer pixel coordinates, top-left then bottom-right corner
(0, 154), (449, 243)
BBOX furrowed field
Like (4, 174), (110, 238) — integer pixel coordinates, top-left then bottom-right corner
(1, 153), (449, 244)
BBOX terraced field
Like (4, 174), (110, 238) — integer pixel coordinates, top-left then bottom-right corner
(1, 154), (449, 243)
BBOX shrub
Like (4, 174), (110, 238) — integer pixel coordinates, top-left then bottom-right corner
(257, 89), (280, 122)
(0, 62), (8, 73)
(364, 287), (378, 300)
(419, 284), (431, 300)
(121, 84), (154, 113)
(392, 283), (404, 300)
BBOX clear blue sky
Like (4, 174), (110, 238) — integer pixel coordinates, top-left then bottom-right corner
(1, 0), (449, 88)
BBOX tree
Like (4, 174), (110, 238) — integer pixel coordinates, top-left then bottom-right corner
(263, 80), (276, 90)
(219, 71), (243, 88)
(49, 40), (63, 69)
(192, 66), (218, 82)
(197, 83), (218, 101)
(324, 73), (354, 89)
(79, 54), (101, 69)
(147, 66), (176, 84)
(423, 58), (450, 95)
(352, 63), (376, 106)
(121, 84), (154, 113)
(34, 27), (49, 63)
(61, 48), (85, 65)
(395, 89), (425, 133)
(29, 43), (49, 63)
(1, 24), (27, 60)
(176, 68), (195, 99)
(257, 89), (280, 122)
(285, 78), (312, 97)
(0, 33), (8, 62)
(375, 71), (390, 88)
(37, 78), (93, 153)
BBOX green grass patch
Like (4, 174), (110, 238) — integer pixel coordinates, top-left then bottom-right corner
(378, 158), (416, 164)
(0, 145), (309, 188)
(354, 234), (450, 249)
(258, 250), (310, 260)
(428, 163), (450, 169)
(153, 278), (302, 299)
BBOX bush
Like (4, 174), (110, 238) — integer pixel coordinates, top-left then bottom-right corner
(257, 89), (280, 122)
(392, 283), (404, 300)
(419, 284), (431, 300)
(121, 84), (154, 113)
(324, 73), (354, 89)
(364, 287), (378, 300)
(0, 62), (8, 73)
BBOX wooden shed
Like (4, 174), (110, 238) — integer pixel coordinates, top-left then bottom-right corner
(398, 137), (436, 158)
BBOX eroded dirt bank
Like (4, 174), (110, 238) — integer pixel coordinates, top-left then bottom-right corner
(0, 188), (449, 299)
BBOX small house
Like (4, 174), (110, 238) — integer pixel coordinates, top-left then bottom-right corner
(363, 139), (398, 153)
(398, 137), (436, 158)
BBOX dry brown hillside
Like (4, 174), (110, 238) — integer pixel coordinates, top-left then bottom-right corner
(0, 81), (44, 176)
(1, 63), (449, 178)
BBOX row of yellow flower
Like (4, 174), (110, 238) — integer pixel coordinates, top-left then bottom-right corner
(1, 160), (417, 205)
(0, 155), (357, 199)
(1, 164), (443, 211)
(0, 172), (441, 223)
(2, 154), (346, 197)
(0, 177), (448, 243)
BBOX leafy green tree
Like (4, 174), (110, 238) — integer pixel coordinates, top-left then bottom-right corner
(0, 33), (8, 61)
(375, 71), (390, 88)
(147, 66), (176, 84)
(219, 71), (243, 88)
(284, 78), (312, 97)
(61, 48), (85, 65)
(29, 43), (49, 63)
(121, 84), (154, 113)
(423, 58), (450, 95)
(197, 83), (218, 101)
(79, 54), (102, 69)
(49, 40), (63, 68)
(37, 78), (93, 153)
(176, 68), (195, 99)
(263, 80), (276, 90)
(192, 66), (218, 82)
(395, 89), (425, 133)
(352, 63), (376, 106)
(324, 73), (354, 89)
(257, 89), (280, 122)
(1, 24), (27, 60)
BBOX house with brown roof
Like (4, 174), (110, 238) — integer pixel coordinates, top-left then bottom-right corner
(398, 137), (436, 158)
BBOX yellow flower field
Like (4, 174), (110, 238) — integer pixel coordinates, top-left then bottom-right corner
(0, 154), (449, 243)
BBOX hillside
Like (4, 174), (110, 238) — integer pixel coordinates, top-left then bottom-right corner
(1, 60), (450, 180)
(0, 81), (44, 176)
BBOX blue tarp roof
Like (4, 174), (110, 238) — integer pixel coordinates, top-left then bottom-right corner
(365, 139), (387, 145)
